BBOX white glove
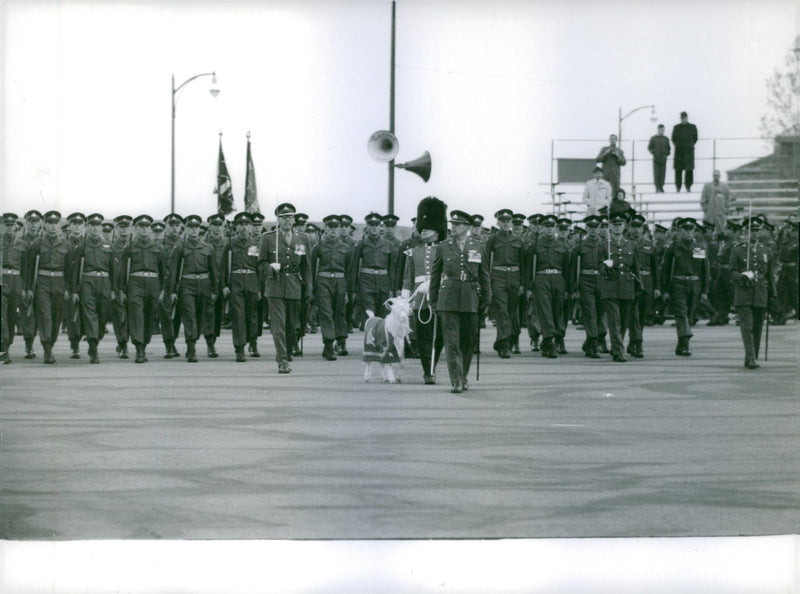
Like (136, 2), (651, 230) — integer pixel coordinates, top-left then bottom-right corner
(270, 262), (281, 272)
(742, 270), (755, 281)
(416, 279), (430, 295)
(603, 259), (614, 268)
(400, 289), (410, 299)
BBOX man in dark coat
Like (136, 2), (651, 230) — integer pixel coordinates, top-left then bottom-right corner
(647, 124), (671, 193)
(671, 111), (698, 192)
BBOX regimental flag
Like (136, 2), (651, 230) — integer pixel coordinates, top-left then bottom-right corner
(244, 133), (260, 214)
(216, 135), (235, 216)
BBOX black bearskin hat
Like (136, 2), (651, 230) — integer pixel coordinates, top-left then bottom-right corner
(415, 196), (447, 241)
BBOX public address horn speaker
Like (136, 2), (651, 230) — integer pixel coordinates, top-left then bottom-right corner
(367, 130), (431, 183)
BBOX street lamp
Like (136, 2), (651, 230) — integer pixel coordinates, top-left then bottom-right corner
(171, 71), (220, 214)
(618, 104), (657, 142)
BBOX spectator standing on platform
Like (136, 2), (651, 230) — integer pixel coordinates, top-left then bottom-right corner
(700, 169), (731, 230)
(582, 166), (612, 216)
(671, 111), (698, 192)
(595, 134), (626, 196)
(647, 124), (671, 193)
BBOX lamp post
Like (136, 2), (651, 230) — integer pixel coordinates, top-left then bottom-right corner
(171, 72), (220, 214)
(618, 104), (656, 142)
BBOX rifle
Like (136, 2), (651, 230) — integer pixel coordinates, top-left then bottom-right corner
(27, 254), (40, 316)
(172, 256), (184, 322)
(72, 256), (84, 324)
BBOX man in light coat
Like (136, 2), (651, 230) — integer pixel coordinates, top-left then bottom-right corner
(700, 169), (731, 230)
(582, 166), (612, 216)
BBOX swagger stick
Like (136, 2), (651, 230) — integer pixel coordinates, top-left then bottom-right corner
(73, 256), (84, 323)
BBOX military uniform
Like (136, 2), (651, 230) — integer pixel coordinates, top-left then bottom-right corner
(628, 217), (659, 357)
(169, 215), (220, 361)
(24, 211), (69, 363)
(569, 216), (606, 358)
(116, 215), (166, 363)
(223, 212), (263, 361)
(729, 217), (777, 368)
(484, 210), (525, 358)
(429, 211), (491, 393)
(311, 216), (352, 359)
(660, 218), (709, 355)
(526, 215), (570, 358)
(352, 213), (394, 324)
(110, 216), (133, 358)
(2, 214), (24, 362)
(62, 213), (87, 358)
(258, 203), (313, 373)
(68, 213), (114, 363)
(157, 214), (183, 358)
(599, 218), (639, 362)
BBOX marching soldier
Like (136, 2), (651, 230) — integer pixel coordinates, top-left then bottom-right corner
(774, 217), (798, 324)
(652, 223), (669, 324)
(64, 212), (87, 358)
(569, 215), (606, 358)
(257, 203), (312, 374)
(311, 215), (352, 360)
(403, 198), (447, 384)
(157, 213), (183, 358)
(599, 212), (640, 362)
(68, 213), (114, 363)
(524, 214), (542, 351)
(429, 209), (491, 393)
(116, 215), (165, 363)
(168, 214), (219, 362)
(484, 209), (525, 359)
(205, 214), (229, 339)
(660, 217), (710, 356)
(526, 214), (570, 358)
(222, 212), (263, 362)
(2, 213), (23, 363)
(111, 215), (133, 358)
(17, 210), (43, 359)
(24, 210), (70, 364)
(627, 214), (659, 358)
(352, 212), (394, 327)
(729, 215), (777, 368)
(250, 211), (268, 350)
(338, 214), (357, 330)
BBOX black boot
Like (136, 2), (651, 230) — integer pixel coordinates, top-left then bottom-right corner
(235, 345), (246, 362)
(186, 341), (198, 363)
(164, 341), (175, 359)
(24, 338), (36, 359)
(555, 336), (567, 354)
(249, 339), (260, 357)
(88, 339), (99, 364)
(134, 343), (146, 363)
(336, 338), (348, 356)
(118, 342), (129, 359)
(596, 336), (609, 353)
(511, 340), (521, 355)
(632, 341), (644, 358)
(586, 337), (600, 358)
(43, 343), (55, 364)
(206, 337), (218, 358)
(70, 339), (81, 359)
(323, 339), (337, 361)
(530, 337), (540, 352)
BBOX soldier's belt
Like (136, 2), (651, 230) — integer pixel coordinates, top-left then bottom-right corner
(538, 269), (562, 274)
(493, 265), (519, 272)
(673, 275), (699, 281)
(442, 272), (473, 282)
(232, 269), (256, 274)
(182, 273), (209, 280)
(719, 264), (730, 269)
(130, 271), (159, 278)
(639, 270), (651, 276)
(83, 271), (109, 278)
(318, 271), (345, 278)
(414, 274), (430, 284)
(2, 268), (20, 275)
(581, 269), (599, 275)
(361, 268), (388, 275)
(38, 269), (64, 277)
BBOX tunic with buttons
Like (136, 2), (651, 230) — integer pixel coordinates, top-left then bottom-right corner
(429, 235), (491, 313)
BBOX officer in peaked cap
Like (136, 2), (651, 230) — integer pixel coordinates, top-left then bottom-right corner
(116, 214), (163, 363)
(352, 211), (394, 336)
(258, 202), (312, 373)
(205, 213), (229, 340)
(223, 211), (262, 362)
(660, 216), (709, 357)
(293, 212), (309, 230)
(311, 214), (352, 361)
(68, 212), (114, 363)
(2, 213), (22, 363)
(627, 212), (659, 352)
(429, 209), (490, 393)
(24, 210), (68, 363)
(167, 214), (219, 362)
(485, 208), (525, 358)
(571, 214), (606, 358)
(526, 213), (570, 358)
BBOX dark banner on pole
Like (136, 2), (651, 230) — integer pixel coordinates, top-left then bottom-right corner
(216, 135), (235, 216)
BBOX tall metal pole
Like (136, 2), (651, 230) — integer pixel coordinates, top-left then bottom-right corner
(171, 75), (176, 214)
(388, 0), (396, 216)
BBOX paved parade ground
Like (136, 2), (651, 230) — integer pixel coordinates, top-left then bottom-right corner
(2, 320), (798, 542)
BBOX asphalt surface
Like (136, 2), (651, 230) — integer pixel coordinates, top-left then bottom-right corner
(1, 320), (798, 540)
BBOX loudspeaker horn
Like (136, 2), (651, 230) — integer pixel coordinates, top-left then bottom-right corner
(367, 130), (399, 163)
(395, 151), (431, 183)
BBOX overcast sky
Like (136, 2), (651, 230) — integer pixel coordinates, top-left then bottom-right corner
(2, 0), (797, 223)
